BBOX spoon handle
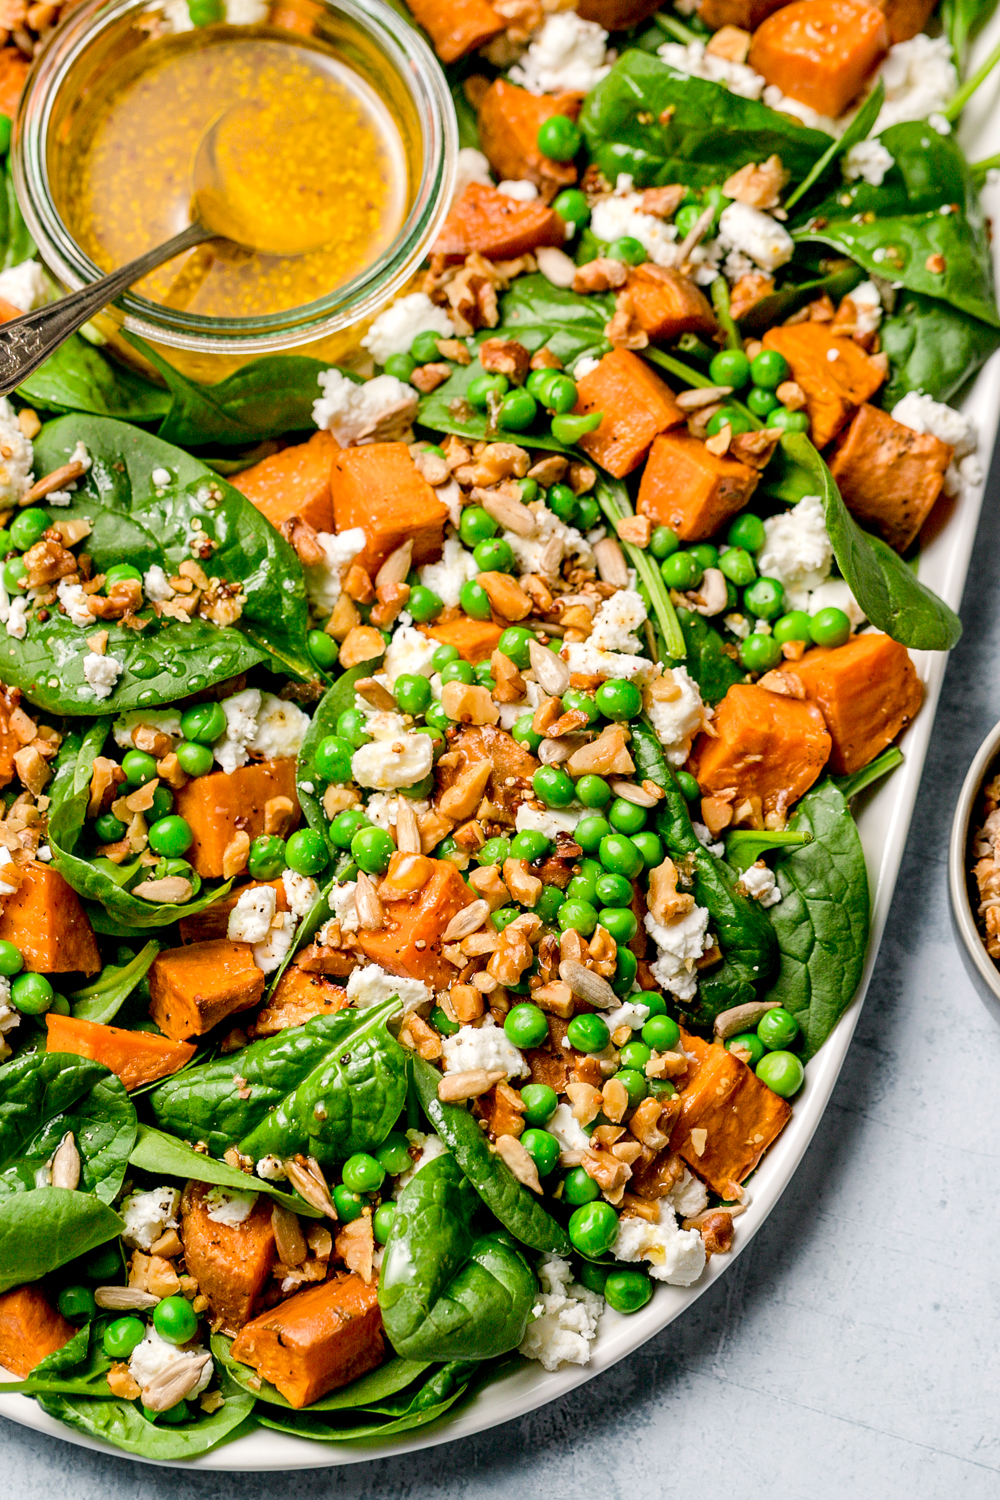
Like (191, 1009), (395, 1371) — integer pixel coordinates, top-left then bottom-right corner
(0, 221), (214, 395)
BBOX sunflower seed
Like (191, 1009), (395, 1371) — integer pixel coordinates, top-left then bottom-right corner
(354, 872), (385, 932)
(284, 1156), (337, 1219)
(50, 1131), (80, 1190)
(528, 639), (570, 697)
(442, 899), (490, 942)
(141, 1352), (212, 1413)
(394, 797), (422, 854)
(271, 1204), (308, 1267)
(593, 537), (629, 588)
(558, 959), (618, 1010)
(94, 1287), (160, 1310)
(713, 999), (781, 1040)
(610, 780), (659, 808)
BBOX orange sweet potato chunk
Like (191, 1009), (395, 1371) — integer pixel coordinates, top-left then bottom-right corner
(174, 759), (300, 879)
(670, 1030), (792, 1198)
(637, 431), (759, 540)
(180, 1182), (276, 1336)
(0, 1285), (75, 1378)
(0, 862), (101, 976)
(230, 1273), (384, 1408)
(872, 0), (936, 40)
(406, 0), (502, 61)
(577, 0), (663, 24)
(761, 323), (886, 449)
(359, 857), (477, 989)
(624, 265), (718, 344)
(419, 615), (502, 663)
(789, 631), (923, 775)
(688, 683), (831, 816)
(179, 880), (289, 944)
(828, 402), (952, 553)
(698, 0), (792, 26)
(45, 1014), (196, 1090)
(748, 0), (889, 118)
(229, 431), (338, 535)
(574, 349), (685, 478)
(477, 81), (582, 196)
(0, 688), (21, 789)
(148, 938), (265, 1041)
(330, 442), (449, 578)
(433, 183), (568, 262)
(0, 48), (28, 121)
(249, 967), (349, 1038)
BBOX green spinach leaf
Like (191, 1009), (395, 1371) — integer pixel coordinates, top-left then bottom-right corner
(763, 778), (870, 1058)
(675, 607), (745, 704)
(942, 0), (1000, 63)
(256, 1383), (468, 1440)
(878, 291), (1000, 406)
(594, 474), (685, 658)
(0, 1188), (124, 1293)
(69, 941), (160, 1024)
(0, 160), (33, 271)
(212, 1333), (429, 1410)
(297, 667), (379, 850)
(783, 81), (884, 212)
(834, 744), (903, 801)
(17, 336), (171, 422)
(36, 1369), (256, 1460)
(738, 259), (863, 336)
(129, 1124), (323, 1216)
(0, 1051), (136, 1202)
(411, 1054), (571, 1255)
(0, 1323), (113, 1398)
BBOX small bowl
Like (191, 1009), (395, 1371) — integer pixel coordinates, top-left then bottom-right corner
(948, 715), (1000, 1017)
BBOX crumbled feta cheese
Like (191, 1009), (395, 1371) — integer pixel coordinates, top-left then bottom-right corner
(0, 259), (48, 312)
(665, 1168), (708, 1219)
(57, 578), (96, 627)
(364, 792), (430, 831)
(82, 651), (123, 700)
(497, 179), (540, 202)
(0, 846), (19, 898)
(646, 904), (712, 1002)
(312, 369), (418, 447)
(352, 731), (433, 790)
(143, 564), (175, 602)
(228, 884), (278, 943)
(361, 292), (454, 366)
(842, 139), (894, 186)
(395, 1129), (448, 1189)
(247, 692), (309, 760)
(520, 1255), (604, 1371)
(5, 596), (27, 641)
(418, 535), (479, 608)
(515, 803), (582, 839)
(452, 147), (493, 205)
(718, 202), (794, 273)
(383, 624), (438, 684)
(563, 642), (658, 683)
(441, 1016), (529, 1079)
(223, 0), (268, 20)
(128, 1325), (212, 1395)
(573, 355), (601, 380)
(328, 880), (359, 934)
(658, 38), (765, 99)
(0, 980), (18, 1060)
(693, 820), (724, 857)
(590, 186), (680, 269)
(874, 35), (957, 135)
(504, 503), (594, 580)
(613, 1199), (706, 1285)
(215, 687), (261, 775)
(892, 390), (975, 455)
(510, 13), (611, 96)
(0, 397), (33, 506)
(255, 1155), (287, 1181)
(305, 527), (366, 614)
(205, 1186), (257, 1225)
(252, 920), (295, 974)
(588, 589), (647, 653)
(151, 467), (172, 488)
(547, 1102), (592, 1153)
(121, 1186), (181, 1250)
(849, 280), (883, 335)
(757, 494), (833, 609)
(346, 962), (432, 1013)
(739, 860), (782, 907)
(282, 869), (320, 921)
(646, 664), (705, 767)
(724, 611), (751, 640)
(807, 578), (865, 627)
(604, 1000), (650, 1032)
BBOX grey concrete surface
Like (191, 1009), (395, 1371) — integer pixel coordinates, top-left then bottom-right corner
(4, 449), (1000, 1500)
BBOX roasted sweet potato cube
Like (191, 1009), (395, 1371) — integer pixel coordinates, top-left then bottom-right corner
(748, 0), (889, 119)
(330, 442), (449, 578)
(761, 323), (887, 449)
(688, 683), (831, 816)
(574, 349), (685, 478)
(789, 632), (923, 775)
(433, 182), (568, 262)
(637, 431), (759, 540)
(698, 0), (792, 27)
(0, 1284), (75, 1378)
(359, 857), (477, 989)
(577, 0), (664, 24)
(477, 81), (582, 196)
(45, 1014), (196, 1090)
(0, 689), (21, 788)
(406, 0), (502, 61)
(872, 0), (937, 40)
(148, 938), (265, 1041)
(230, 1273), (384, 1407)
(179, 1181), (276, 1336)
(174, 759), (300, 879)
(624, 266), (718, 344)
(828, 403), (952, 553)
(419, 615), (502, 663)
(0, 47), (28, 122)
(229, 430), (338, 534)
(0, 862), (100, 975)
(178, 880), (289, 944)
(249, 967), (349, 1038)
(670, 1031), (791, 1198)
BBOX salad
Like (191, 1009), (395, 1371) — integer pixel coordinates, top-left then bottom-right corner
(0, 0), (997, 1460)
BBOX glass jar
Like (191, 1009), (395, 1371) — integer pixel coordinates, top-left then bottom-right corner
(12, 0), (457, 381)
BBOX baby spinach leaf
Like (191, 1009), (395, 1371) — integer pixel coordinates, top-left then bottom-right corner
(129, 1124), (322, 1216)
(0, 160), (33, 272)
(0, 1050), (137, 1202)
(256, 1383), (468, 1441)
(0, 1188), (124, 1293)
(149, 995), (407, 1164)
(297, 666), (377, 849)
(724, 828), (811, 874)
(834, 744), (903, 801)
(878, 291), (1000, 406)
(738, 259), (863, 336)
(411, 1054), (571, 1255)
(212, 1333), (429, 1410)
(379, 1151), (537, 1361)
(0, 1323), (113, 1398)
(36, 1369), (257, 1460)
(674, 607), (745, 704)
(784, 82), (884, 213)
(578, 50), (830, 191)
(942, 0), (1000, 63)
(763, 778), (870, 1058)
(17, 336), (172, 422)
(68, 941), (160, 1024)
(9, 414), (312, 716)
(776, 434), (962, 650)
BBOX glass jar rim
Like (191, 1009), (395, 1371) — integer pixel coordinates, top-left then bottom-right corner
(12, 0), (457, 354)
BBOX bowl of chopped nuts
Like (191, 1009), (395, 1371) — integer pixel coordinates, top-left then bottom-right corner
(949, 717), (1000, 1017)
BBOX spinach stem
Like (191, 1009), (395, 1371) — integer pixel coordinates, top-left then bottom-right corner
(783, 80), (884, 213)
(651, 12), (701, 45)
(969, 150), (1000, 181)
(643, 346), (763, 430)
(834, 745), (904, 800)
(945, 35), (1000, 120)
(710, 275), (742, 350)
(594, 478), (686, 658)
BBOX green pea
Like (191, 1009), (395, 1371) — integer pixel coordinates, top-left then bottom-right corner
(430, 1004), (460, 1036)
(410, 329), (444, 364)
(510, 829), (550, 862)
(467, 373), (509, 408)
(148, 785), (174, 822)
(9, 508), (50, 551)
(661, 551), (702, 590)
(709, 348), (751, 389)
(641, 990), (666, 1017)
(122, 749), (158, 786)
(547, 482), (578, 523)
(600, 906), (638, 942)
(57, 1285), (96, 1324)
(769, 407), (810, 432)
(286, 828), (329, 876)
(424, 701), (453, 731)
(689, 543), (719, 571)
(608, 797), (646, 836)
(520, 1082), (558, 1127)
(739, 632), (782, 673)
(574, 496), (601, 530)
(559, 899), (599, 937)
(675, 770), (701, 802)
(613, 1067), (648, 1107)
(747, 386), (781, 419)
(473, 537), (515, 573)
(408, 584), (444, 623)
(604, 1268), (653, 1314)
(350, 825), (394, 875)
(306, 629), (338, 671)
(756, 1050), (804, 1097)
(373, 1203), (396, 1244)
(174, 740), (213, 777)
(94, 812), (126, 843)
(749, 349), (790, 389)
(595, 871), (632, 907)
(705, 406), (753, 437)
(498, 388), (538, 432)
(809, 606), (851, 648)
(536, 113), (581, 161)
(388, 676), (428, 720)
(147, 815), (194, 858)
(727, 1031), (765, 1067)
(11, 972), (53, 1014)
(441, 660), (475, 686)
(719, 548), (757, 590)
(493, 907), (522, 932)
(595, 679), (642, 721)
(342, 1152), (385, 1193)
(612, 946), (639, 997)
(631, 831), (664, 869)
(619, 1039), (652, 1070)
(153, 1294), (198, 1345)
(560, 688), (599, 725)
(494, 626), (532, 670)
(459, 579), (493, 620)
(552, 188), (589, 228)
(541, 373), (579, 415)
(551, 411), (602, 445)
(532, 764), (574, 808)
(598, 833), (643, 879)
(459, 505), (498, 547)
(376, 1132), (412, 1175)
(519, 477), (540, 503)
(675, 203), (702, 238)
(478, 835), (512, 867)
(517, 1127), (558, 1177)
(568, 1200), (619, 1257)
(743, 575), (785, 621)
(103, 1316), (146, 1359)
(568, 860), (601, 902)
(247, 835), (286, 880)
(536, 889), (566, 929)
(608, 235), (646, 265)
(642, 1014), (680, 1051)
(383, 352), (416, 382)
(331, 807), (368, 848)
(0, 939), (22, 976)
(771, 609), (811, 645)
(333, 1184), (365, 1222)
(576, 774), (612, 808)
(567, 1012), (610, 1053)
(504, 1003), (549, 1049)
(180, 701), (226, 744)
(2, 556), (25, 593)
(512, 714), (542, 752)
(575, 1260), (609, 1295)
(650, 526), (680, 560)
(413, 725), (446, 760)
(757, 1006), (800, 1050)
(563, 1166), (600, 1206)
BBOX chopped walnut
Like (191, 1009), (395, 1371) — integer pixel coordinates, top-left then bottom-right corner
(572, 257), (629, 294)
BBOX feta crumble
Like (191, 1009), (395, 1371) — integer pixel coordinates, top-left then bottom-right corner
(874, 35), (957, 135)
(497, 179), (540, 202)
(509, 13), (611, 96)
(364, 792), (430, 831)
(121, 1186), (181, 1250)
(205, 1186), (257, 1226)
(282, 869), (320, 921)
(347, 962), (432, 1013)
(328, 880), (359, 934)
(739, 860), (782, 907)
(143, 564), (175, 602)
(256, 1155), (287, 1181)
(395, 1129), (448, 1188)
(128, 1325), (212, 1396)
(666, 1168), (709, 1219)
(214, 687), (261, 775)
(807, 578), (865, 628)
(228, 884), (278, 944)
(252, 920), (295, 974)
(0, 397), (33, 506)
(563, 642), (658, 684)
(312, 369), (418, 447)
(383, 624), (438, 684)
(112, 710), (182, 750)
(892, 389), (977, 499)
(452, 147), (493, 203)
(418, 536), (479, 608)
(247, 692), (310, 760)
(842, 139), (895, 186)
(756, 494), (834, 610)
(519, 1255), (603, 1371)
(305, 527), (366, 614)
(604, 1000), (651, 1031)
(613, 1199), (706, 1285)
(504, 504), (594, 579)
(657, 38), (765, 100)
(57, 578), (97, 628)
(718, 202), (794, 273)
(647, 665), (705, 767)
(645, 904), (713, 1002)
(82, 651), (123, 700)
(515, 803), (583, 839)
(588, 588), (647, 653)
(4, 596), (27, 641)
(441, 1016), (529, 1079)
(0, 259), (49, 312)
(151, 467), (172, 488)
(352, 729), (433, 790)
(590, 184), (680, 269)
(361, 292), (454, 366)
(849, 280), (883, 335)
(547, 1102), (592, 1153)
